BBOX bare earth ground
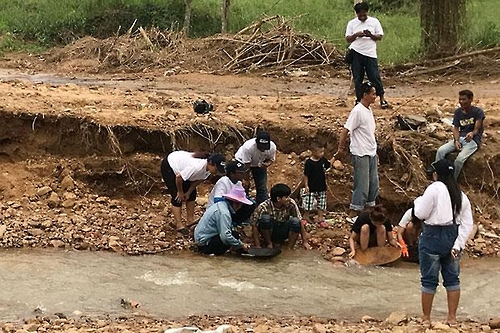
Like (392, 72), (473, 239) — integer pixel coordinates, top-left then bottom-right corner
(0, 47), (500, 331)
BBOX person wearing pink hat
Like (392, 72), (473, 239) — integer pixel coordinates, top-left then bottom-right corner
(194, 184), (252, 255)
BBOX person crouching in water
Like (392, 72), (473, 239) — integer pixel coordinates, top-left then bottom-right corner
(348, 204), (399, 258)
(413, 159), (473, 327)
(194, 184), (252, 255)
(251, 183), (302, 250)
(396, 204), (422, 262)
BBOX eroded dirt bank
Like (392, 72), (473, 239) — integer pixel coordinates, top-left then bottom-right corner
(0, 70), (499, 260)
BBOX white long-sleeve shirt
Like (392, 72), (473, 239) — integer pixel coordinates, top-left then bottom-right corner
(414, 181), (473, 251)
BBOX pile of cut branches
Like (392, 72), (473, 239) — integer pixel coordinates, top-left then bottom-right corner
(48, 27), (185, 72)
(211, 15), (343, 73)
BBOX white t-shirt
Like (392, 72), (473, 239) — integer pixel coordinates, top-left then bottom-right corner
(344, 103), (377, 156)
(207, 177), (242, 208)
(398, 209), (412, 228)
(167, 151), (211, 181)
(345, 16), (383, 58)
(235, 139), (277, 167)
(414, 181), (473, 251)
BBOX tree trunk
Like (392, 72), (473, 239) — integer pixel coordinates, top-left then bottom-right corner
(221, 0), (231, 34)
(420, 0), (466, 58)
(183, 0), (192, 36)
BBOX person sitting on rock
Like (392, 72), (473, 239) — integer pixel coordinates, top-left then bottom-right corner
(250, 183), (303, 249)
(348, 204), (399, 258)
(194, 184), (252, 256)
(160, 151), (226, 235)
(434, 89), (485, 179)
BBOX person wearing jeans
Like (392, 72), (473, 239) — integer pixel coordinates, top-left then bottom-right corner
(414, 159), (473, 327)
(235, 130), (277, 205)
(336, 82), (379, 221)
(345, 2), (389, 108)
(434, 89), (485, 179)
(250, 184), (302, 250)
(351, 154), (379, 211)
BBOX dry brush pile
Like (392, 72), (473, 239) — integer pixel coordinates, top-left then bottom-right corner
(45, 16), (345, 74)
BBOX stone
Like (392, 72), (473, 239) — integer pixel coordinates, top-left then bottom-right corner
(361, 315), (375, 322)
(312, 324), (326, 333)
(96, 196), (109, 204)
(332, 247), (346, 256)
(490, 317), (500, 329)
(37, 186), (52, 197)
(28, 228), (44, 236)
(0, 225), (7, 239)
(109, 236), (122, 252)
(387, 311), (406, 325)
(50, 240), (66, 248)
(299, 150), (311, 160)
(431, 322), (456, 331)
(62, 199), (75, 209)
(332, 160), (344, 170)
(47, 192), (60, 208)
(60, 175), (75, 191)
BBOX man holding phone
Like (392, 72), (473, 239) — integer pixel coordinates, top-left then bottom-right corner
(345, 2), (389, 109)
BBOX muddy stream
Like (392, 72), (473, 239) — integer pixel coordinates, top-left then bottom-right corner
(0, 249), (498, 322)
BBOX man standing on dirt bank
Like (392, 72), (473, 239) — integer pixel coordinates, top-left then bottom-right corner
(235, 131), (276, 205)
(345, 2), (389, 109)
(434, 89), (485, 179)
(335, 82), (379, 221)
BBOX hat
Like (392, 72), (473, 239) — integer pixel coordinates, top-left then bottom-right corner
(208, 153), (226, 174)
(256, 131), (271, 150)
(429, 159), (454, 177)
(223, 184), (253, 205)
(225, 160), (248, 174)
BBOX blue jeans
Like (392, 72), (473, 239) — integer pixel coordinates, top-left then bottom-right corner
(419, 224), (461, 294)
(258, 215), (301, 243)
(435, 137), (478, 179)
(351, 50), (385, 102)
(350, 155), (379, 211)
(251, 167), (268, 205)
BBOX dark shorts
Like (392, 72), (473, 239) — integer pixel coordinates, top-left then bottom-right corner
(258, 214), (301, 243)
(160, 158), (197, 207)
(197, 232), (240, 256)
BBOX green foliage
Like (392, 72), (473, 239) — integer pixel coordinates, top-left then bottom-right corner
(0, 0), (498, 64)
(465, 0), (500, 49)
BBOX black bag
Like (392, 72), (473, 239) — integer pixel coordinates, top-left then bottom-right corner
(344, 48), (354, 64)
(192, 99), (213, 114)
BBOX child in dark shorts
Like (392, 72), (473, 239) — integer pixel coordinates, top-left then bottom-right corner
(301, 141), (332, 228)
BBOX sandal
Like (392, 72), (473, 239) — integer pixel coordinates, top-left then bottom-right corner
(380, 100), (391, 109)
(319, 220), (329, 228)
(176, 227), (190, 236)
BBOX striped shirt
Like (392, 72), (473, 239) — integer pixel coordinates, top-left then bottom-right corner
(250, 198), (301, 226)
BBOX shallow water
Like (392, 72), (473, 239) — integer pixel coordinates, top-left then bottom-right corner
(0, 249), (497, 321)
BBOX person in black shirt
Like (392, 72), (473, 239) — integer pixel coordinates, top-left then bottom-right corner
(348, 204), (399, 258)
(301, 141), (333, 228)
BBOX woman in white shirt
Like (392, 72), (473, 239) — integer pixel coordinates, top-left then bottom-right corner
(160, 151), (226, 234)
(413, 159), (473, 327)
